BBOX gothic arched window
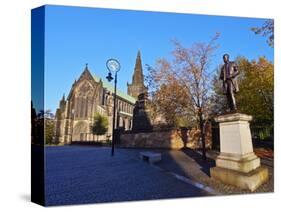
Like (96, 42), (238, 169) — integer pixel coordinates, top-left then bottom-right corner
(74, 81), (96, 119)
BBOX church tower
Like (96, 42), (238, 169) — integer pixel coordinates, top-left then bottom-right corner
(127, 51), (148, 99)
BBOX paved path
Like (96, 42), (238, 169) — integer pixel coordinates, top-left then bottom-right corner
(45, 146), (208, 206)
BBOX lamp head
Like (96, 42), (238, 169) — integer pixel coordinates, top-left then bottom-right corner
(106, 72), (113, 82)
(106, 58), (120, 73)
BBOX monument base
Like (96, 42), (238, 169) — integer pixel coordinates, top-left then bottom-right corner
(216, 152), (261, 173)
(212, 113), (269, 191)
(210, 166), (268, 192)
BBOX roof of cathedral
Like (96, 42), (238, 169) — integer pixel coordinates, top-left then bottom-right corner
(94, 74), (136, 104)
(80, 65), (136, 104)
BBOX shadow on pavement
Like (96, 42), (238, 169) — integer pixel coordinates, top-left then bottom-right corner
(153, 148), (215, 182)
(180, 148), (216, 177)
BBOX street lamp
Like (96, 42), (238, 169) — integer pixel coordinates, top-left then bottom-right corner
(106, 58), (121, 156)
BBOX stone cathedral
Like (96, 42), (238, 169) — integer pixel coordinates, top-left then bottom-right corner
(54, 51), (148, 144)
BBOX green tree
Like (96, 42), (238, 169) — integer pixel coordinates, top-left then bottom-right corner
(31, 101), (37, 143)
(92, 113), (109, 142)
(45, 118), (55, 145)
(33, 109), (55, 145)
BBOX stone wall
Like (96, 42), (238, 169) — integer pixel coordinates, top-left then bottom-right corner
(186, 125), (212, 149)
(119, 127), (212, 149)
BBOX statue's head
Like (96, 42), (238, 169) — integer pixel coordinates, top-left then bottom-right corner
(223, 54), (230, 63)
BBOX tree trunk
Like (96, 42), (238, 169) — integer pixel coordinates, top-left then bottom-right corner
(199, 112), (207, 161)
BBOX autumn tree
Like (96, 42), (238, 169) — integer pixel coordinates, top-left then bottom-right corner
(147, 33), (220, 160)
(251, 19), (274, 47)
(147, 75), (196, 127)
(236, 57), (273, 122)
(92, 113), (109, 142)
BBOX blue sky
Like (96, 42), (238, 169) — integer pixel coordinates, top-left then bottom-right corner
(41, 5), (273, 113)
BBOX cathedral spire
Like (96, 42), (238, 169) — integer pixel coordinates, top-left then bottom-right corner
(59, 93), (66, 108)
(127, 50), (148, 99)
(132, 50), (144, 84)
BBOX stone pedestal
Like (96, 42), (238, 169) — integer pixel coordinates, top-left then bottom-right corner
(210, 113), (268, 191)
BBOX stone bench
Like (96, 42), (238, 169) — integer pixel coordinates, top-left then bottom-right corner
(139, 152), (161, 164)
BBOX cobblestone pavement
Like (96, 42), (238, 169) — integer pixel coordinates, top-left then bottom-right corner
(45, 146), (209, 206)
(151, 148), (274, 195)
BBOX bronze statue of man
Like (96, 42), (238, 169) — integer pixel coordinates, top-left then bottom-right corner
(220, 54), (240, 111)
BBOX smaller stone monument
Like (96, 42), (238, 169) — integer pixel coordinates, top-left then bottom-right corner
(132, 92), (153, 133)
(210, 54), (268, 191)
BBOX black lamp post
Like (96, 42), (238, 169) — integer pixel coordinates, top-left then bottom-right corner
(106, 58), (120, 156)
